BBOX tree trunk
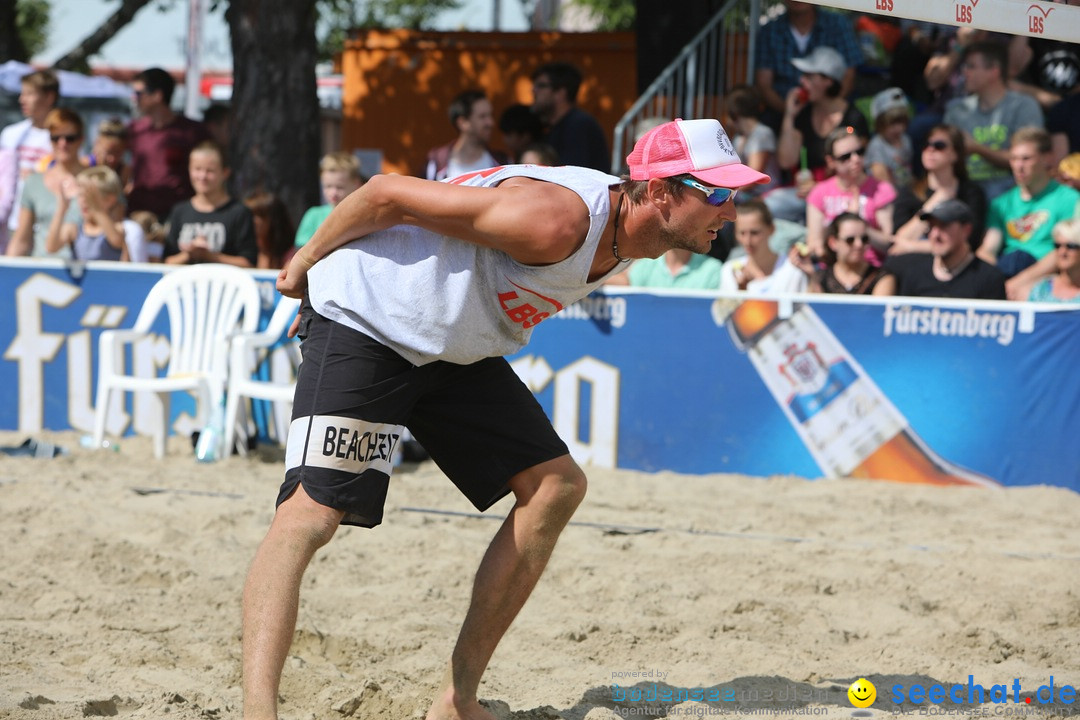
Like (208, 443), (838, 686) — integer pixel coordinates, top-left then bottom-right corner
(226, 0), (321, 225)
(0, 0), (29, 62)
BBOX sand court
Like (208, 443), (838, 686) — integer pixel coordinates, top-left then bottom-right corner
(1, 430), (1078, 720)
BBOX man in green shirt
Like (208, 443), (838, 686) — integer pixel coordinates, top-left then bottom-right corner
(978, 127), (1080, 298)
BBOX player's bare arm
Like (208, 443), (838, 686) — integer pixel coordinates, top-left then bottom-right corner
(278, 174), (593, 298)
(399, 175), (593, 264)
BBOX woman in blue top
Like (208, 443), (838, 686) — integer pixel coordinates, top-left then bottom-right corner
(1028, 219), (1080, 304)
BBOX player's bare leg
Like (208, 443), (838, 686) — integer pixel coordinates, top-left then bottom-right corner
(242, 484), (344, 720)
(426, 454), (587, 720)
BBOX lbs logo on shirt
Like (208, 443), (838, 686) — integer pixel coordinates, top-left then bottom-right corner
(497, 278), (565, 330)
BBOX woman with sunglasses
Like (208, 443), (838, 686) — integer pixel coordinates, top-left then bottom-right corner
(891, 124), (987, 255)
(6, 108), (86, 257)
(805, 125), (896, 262)
(1027, 219), (1080, 303)
(793, 212), (884, 294)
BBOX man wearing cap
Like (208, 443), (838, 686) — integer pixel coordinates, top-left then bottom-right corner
(873, 198), (1006, 299)
(753, 0), (862, 122)
(241, 118), (768, 720)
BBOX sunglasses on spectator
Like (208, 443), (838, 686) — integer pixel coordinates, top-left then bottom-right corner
(839, 234), (870, 245)
(926, 140), (950, 151)
(51, 133), (80, 144)
(1054, 242), (1080, 251)
(532, 81), (552, 90)
(833, 148), (864, 163)
(679, 178), (737, 206)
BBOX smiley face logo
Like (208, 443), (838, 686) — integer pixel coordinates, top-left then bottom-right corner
(848, 678), (876, 708)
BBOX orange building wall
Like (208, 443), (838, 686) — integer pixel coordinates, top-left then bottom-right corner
(340, 30), (637, 175)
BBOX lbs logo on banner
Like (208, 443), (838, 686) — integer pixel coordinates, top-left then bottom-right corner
(1026, 4), (1054, 34)
(955, 0), (977, 25)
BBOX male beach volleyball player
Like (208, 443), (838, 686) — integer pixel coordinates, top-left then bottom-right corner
(242, 118), (769, 720)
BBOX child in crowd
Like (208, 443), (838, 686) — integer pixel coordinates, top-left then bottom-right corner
(89, 118), (130, 190)
(295, 151), (364, 248)
(45, 165), (148, 262)
(519, 143), (559, 166)
(726, 86), (780, 199)
(163, 140), (256, 266)
(498, 104), (544, 163)
(864, 87), (913, 189)
(244, 189), (296, 270)
(129, 210), (165, 262)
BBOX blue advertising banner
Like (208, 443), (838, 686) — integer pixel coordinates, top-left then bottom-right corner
(507, 289), (1080, 490)
(2, 259), (1078, 490)
(0, 260), (284, 442)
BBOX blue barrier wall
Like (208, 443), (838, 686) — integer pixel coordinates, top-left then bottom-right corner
(2, 259), (1078, 489)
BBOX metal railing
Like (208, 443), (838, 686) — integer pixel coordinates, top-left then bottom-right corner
(610, 0), (761, 175)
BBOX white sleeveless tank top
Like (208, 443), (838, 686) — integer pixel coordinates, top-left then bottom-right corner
(307, 164), (623, 366)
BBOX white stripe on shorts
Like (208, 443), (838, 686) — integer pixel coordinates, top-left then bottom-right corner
(285, 415), (403, 476)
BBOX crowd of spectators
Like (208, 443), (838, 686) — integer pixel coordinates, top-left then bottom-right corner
(0, 59), (612, 274)
(615, 0), (1080, 303)
(2, 15), (1077, 307)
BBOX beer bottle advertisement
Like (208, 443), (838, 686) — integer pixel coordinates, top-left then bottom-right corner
(713, 298), (998, 487)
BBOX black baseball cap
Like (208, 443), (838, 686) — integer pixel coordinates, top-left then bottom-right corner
(920, 199), (974, 225)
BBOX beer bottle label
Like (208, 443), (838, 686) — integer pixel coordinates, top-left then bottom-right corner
(741, 306), (907, 476)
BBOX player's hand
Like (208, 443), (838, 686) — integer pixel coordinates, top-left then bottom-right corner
(277, 251), (313, 299)
(287, 307), (302, 339)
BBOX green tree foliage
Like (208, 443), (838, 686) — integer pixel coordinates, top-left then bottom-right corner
(317, 0), (462, 62)
(564, 0), (635, 30)
(17, 0), (50, 57)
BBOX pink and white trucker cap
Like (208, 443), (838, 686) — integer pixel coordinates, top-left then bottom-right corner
(626, 118), (770, 188)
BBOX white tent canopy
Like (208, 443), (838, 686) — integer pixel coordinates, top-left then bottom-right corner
(0, 60), (131, 99)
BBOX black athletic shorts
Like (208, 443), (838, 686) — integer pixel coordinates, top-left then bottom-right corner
(278, 299), (570, 528)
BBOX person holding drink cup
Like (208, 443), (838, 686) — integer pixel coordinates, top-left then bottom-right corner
(765, 46), (868, 225)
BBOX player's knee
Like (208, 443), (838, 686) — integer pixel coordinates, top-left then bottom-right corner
(556, 466), (588, 509)
(537, 464), (587, 514)
(510, 456), (587, 513)
(274, 488), (343, 549)
(301, 512), (341, 549)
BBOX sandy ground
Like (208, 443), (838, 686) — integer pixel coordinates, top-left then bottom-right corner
(1, 429), (1078, 720)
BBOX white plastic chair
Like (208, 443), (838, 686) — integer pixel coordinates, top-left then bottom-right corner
(223, 295), (302, 456)
(92, 264), (262, 459)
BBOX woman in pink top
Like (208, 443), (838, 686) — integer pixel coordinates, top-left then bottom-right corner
(806, 125), (896, 263)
